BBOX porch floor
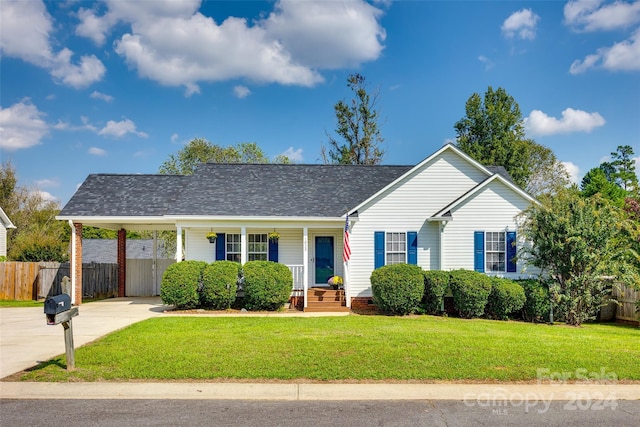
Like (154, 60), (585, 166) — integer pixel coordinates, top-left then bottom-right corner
(304, 287), (350, 313)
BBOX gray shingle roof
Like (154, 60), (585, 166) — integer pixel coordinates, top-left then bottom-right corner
(59, 174), (187, 217)
(82, 239), (171, 263)
(60, 164), (413, 218)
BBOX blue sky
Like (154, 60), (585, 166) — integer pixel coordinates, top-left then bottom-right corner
(1, 0), (639, 205)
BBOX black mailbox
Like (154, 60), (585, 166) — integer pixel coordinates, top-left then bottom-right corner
(45, 294), (71, 315)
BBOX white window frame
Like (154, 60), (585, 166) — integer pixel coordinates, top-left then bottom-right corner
(248, 233), (268, 261)
(485, 231), (506, 273)
(226, 233), (241, 263)
(386, 232), (407, 265)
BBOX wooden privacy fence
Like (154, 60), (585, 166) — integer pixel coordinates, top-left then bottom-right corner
(0, 262), (118, 300)
(614, 284), (640, 325)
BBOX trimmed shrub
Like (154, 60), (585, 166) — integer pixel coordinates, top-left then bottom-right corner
(243, 261), (293, 311)
(486, 278), (526, 320)
(519, 279), (550, 323)
(423, 270), (450, 314)
(160, 261), (207, 309)
(201, 261), (241, 310)
(370, 264), (425, 315)
(448, 270), (491, 318)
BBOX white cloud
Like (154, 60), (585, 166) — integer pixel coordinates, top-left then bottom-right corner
(34, 190), (58, 203)
(0, 100), (48, 151)
(88, 147), (107, 156)
(77, 0), (385, 94)
(478, 55), (494, 70)
(570, 28), (640, 73)
(34, 178), (59, 188)
(502, 9), (540, 40)
(562, 161), (581, 185)
(233, 85), (251, 99)
(90, 91), (114, 102)
(564, 0), (640, 32)
(525, 108), (606, 136)
(170, 133), (179, 143)
(98, 119), (148, 138)
(634, 155), (640, 169)
(280, 146), (303, 162)
(0, 0), (105, 88)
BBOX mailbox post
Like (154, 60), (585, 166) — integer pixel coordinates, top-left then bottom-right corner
(44, 294), (79, 370)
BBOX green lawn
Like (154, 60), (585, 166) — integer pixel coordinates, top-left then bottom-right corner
(0, 299), (43, 307)
(17, 316), (640, 382)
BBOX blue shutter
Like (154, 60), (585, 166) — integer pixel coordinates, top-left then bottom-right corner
(268, 238), (279, 262)
(506, 231), (517, 273)
(215, 233), (226, 261)
(374, 231), (385, 269)
(474, 231), (484, 272)
(407, 231), (418, 265)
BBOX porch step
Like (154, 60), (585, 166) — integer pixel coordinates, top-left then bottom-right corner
(304, 287), (349, 312)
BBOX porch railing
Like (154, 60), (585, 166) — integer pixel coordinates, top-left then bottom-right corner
(286, 264), (304, 290)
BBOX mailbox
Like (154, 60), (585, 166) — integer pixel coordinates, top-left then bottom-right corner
(44, 294), (77, 325)
(45, 294), (71, 315)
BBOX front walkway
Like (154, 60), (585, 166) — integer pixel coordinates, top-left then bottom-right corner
(0, 297), (166, 379)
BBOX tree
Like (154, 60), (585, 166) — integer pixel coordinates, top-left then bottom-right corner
(580, 167), (627, 207)
(1, 162), (69, 261)
(323, 73), (384, 165)
(610, 145), (638, 193)
(519, 188), (637, 325)
(159, 140), (288, 175)
(454, 86), (569, 194)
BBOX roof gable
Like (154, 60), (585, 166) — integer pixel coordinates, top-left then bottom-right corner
(0, 207), (16, 228)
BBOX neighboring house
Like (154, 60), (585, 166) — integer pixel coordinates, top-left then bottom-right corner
(57, 144), (537, 307)
(0, 207), (16, 258)
(82, 238), (169, 263)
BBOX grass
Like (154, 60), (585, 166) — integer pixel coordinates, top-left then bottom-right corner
(16, 316), (640, 382)
(0, 299), (43, 307)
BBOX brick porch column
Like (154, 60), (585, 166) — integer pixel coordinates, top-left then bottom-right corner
(74, 223), (83, 305)
(118, 229), (126, 297)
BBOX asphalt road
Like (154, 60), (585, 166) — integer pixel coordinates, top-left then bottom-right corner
(2, 399), (639, 426)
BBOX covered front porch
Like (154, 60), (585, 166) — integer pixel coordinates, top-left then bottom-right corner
(65, 218), (352, 312)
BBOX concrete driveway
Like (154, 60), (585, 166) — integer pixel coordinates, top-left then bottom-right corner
(0, 297), (166, 379)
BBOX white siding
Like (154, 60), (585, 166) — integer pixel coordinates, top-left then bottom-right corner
(440, 180), (538, 278)
(348, 150), (491, 297)
(0, 224), (6, 257)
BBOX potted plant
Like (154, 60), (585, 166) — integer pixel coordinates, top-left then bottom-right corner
(206, 232), (217, 243)
(328, 275), (343, 290)
(268, 231), (280, 242)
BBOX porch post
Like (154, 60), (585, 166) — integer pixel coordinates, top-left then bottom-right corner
(69, 221), (83, 305)
(303, 226), (308, 309)
(117, 229), (126, 297)
(240, 226), (247, 264)
(176, 225), (182, 262)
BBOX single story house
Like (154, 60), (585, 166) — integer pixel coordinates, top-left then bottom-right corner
(0, 207), (16, 258)
(57, 144), (537, 309)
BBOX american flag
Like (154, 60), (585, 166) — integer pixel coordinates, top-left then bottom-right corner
(343, 215), (351, 263)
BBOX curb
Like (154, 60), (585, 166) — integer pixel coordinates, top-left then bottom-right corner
(2, 382), (639, 401)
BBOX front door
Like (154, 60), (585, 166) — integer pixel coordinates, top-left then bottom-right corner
(314, 236), (334, 285)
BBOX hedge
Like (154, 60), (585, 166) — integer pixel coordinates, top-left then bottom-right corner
(422, 270), (450, 314)
(160, 261), (207, 309)
(486, 277), (526, 320)
(448, 270), (492, 318)
(242, 261), (293, 311)
(518, 279), (550, 323)
(370, 264), (425, 315)
(201, 261), (241, 309)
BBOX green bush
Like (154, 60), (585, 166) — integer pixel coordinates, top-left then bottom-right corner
(486, 278), (526, 320)
(160, 261), (207, 309)
(12, 235), (68, 262)
(370, 264), (425, 315)
(518, 279), (550, 323)
(201, 261), (241, 310)
(242, 261), (293, 311)
(449, 270), (492, 318)
(422, 270), (450, 314)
